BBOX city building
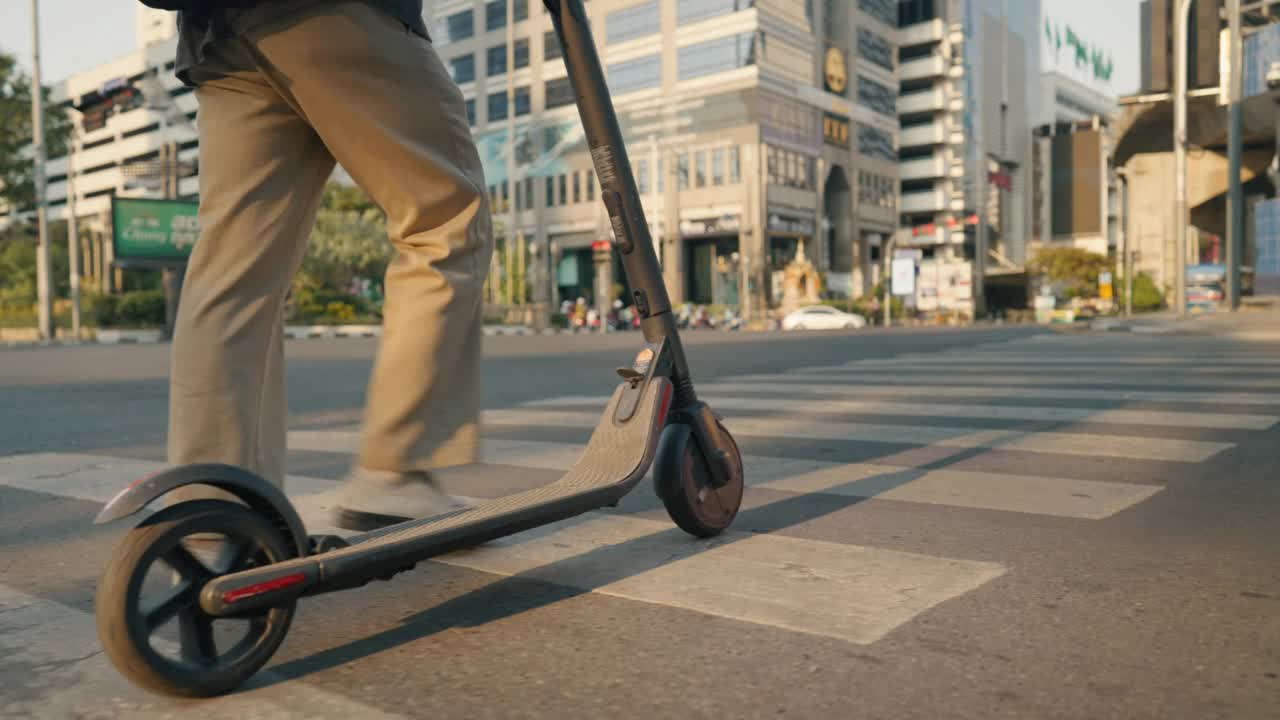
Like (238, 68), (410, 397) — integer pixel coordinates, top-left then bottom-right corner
(1030, 14), (1122, 258)
(1115, 1), (1280, 303)
(437, 0), (901, 318)
(895, 0), (1041, 317)
(11, 0), (904, 321)
(0, 17), (197, 291)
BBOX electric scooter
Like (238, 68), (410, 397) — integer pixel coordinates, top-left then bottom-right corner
(92, 0), (745, 698)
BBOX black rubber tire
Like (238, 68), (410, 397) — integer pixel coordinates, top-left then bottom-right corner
(95, 499), (297, 698)
(654, 421), (745, 538)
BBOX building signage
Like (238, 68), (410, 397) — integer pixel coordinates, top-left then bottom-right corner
(768, 212), (815, 237)
(891, 257), (916, 296)
(824, 46), (848, 95)
(111, 196), (199, 267)
(823, 112), (850, 149)
(680, 215), (741, 237)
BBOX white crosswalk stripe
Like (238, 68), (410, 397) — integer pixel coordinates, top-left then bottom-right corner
(701, 381), (1280, 407)
(2, 331), (1275, 714)
(521, 394), (1278, 430)
(479, 408), (1233, 462)
(284, 432), (1164, 520)
(740, 370), (1280, 390)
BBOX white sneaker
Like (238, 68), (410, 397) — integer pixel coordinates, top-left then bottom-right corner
(331, 468), (467, 532)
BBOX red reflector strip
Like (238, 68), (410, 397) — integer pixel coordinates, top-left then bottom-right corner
(222, 572), (307, 604)
(658, 381), (673, 426)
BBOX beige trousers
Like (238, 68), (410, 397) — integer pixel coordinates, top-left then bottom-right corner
(168, 2), (492, 502)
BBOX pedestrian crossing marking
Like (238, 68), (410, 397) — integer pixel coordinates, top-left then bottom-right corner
(0, 452), (1006, 648)
(282, 432), (1164, 520)
(739, 370), (1280, 390)
(0, 584), (408, 720)
(478, 409), (1234, 462)
(701, 382), (1280, 408)
(523, 394), (1278, 430)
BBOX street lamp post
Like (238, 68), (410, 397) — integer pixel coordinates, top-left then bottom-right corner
(29, 0), (54, 341)
(1226, 0), (1244, 311)
(1173, 0), (1193, 318)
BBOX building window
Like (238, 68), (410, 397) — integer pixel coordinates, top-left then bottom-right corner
(514, 86), (531, 116)
(857, 123), (896, 162)
(558, 173), (568, 205)
(857, 28), (893, 71)
(544, 30), (562, 60)
(486, 0), (528, 31)
(677, 0), (755, 24)
(766, 146), (815, 190)
(678, 32), (758, 81)
(858, 76), (896, 116)
(514, 38), (530, 69)
(857, 0), (896, 26)
(587, 170), (596, 200)
(451, 54), (475, 84)
(711, 147), (725, 185)
(545, 76), (575, 108)
(896, 0), (938, 27)
(607, 1), (660, 44)
(465, 98), (476, 126)
(488, 91), (508, 121)
(728, 146), (740, 183)
(857, 170), (895, 210)
(525, 178), (535, 209)
(446, 10), (474, 42)
(677, 152), (690, 189)
(637, 158), (650, 193)
(487, 45), (507, 76)
(608, 54), (662, 95)
(546, 176), (555, 207)
(515, 178), (523, 210)
(573, 171), (582, 203)
(694, 150), (707, 187)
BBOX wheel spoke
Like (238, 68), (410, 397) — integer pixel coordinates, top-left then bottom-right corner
(163, 544), (212, 583)
(213, 537), (255, 574)
(143, 583), (195, 633)
(178, 609), (218, 665)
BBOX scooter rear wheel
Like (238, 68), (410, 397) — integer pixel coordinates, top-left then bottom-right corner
(654, 421), (744, 537)
(95, 499), (297, 697)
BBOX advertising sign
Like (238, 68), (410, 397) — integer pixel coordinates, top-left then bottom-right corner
(891, 257), (916, 296)
(111, 196), (199, 267)
(1098, 270), (1113, 300)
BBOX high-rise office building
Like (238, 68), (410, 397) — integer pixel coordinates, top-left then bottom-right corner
(431, 0), (900, 314)
(896, 0), (1040, 316)
(11, 1), (903, 320)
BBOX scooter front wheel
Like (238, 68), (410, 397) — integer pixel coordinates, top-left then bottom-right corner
(95, 499), (297, 698)
(654, 421), (744, 538)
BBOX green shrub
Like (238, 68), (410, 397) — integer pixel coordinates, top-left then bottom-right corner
(1115, 273), (1165, 313)
(114, 290), (166, 327)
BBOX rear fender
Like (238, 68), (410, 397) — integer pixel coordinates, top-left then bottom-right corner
(94, 463), (310, 557)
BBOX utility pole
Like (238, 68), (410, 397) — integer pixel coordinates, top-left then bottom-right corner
(1226, 0), (1244, 311)
(30, 0), (54, 341)
(67, 121), (81, 339)
(883, 236), (895, 328)
(1173, 0), (1193, 318)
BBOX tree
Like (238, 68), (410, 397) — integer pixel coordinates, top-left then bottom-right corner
(0, 50), (72, 212)
(1028, 246), (1111, 299)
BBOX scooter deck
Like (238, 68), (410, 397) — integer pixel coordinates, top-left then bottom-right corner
(201, 377), (671, 614)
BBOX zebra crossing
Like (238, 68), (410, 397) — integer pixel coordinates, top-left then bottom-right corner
(1, 332), (1277, 716)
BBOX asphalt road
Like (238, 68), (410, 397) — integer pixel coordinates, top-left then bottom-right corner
(1, 323), (1277, 719)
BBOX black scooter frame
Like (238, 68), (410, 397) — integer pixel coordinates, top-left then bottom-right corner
(95, 0), (742, 619)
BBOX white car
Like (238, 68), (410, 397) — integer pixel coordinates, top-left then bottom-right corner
(781, 305), (867, 331)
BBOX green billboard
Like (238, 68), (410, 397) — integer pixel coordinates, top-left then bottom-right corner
(111, 196), (199, 267)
